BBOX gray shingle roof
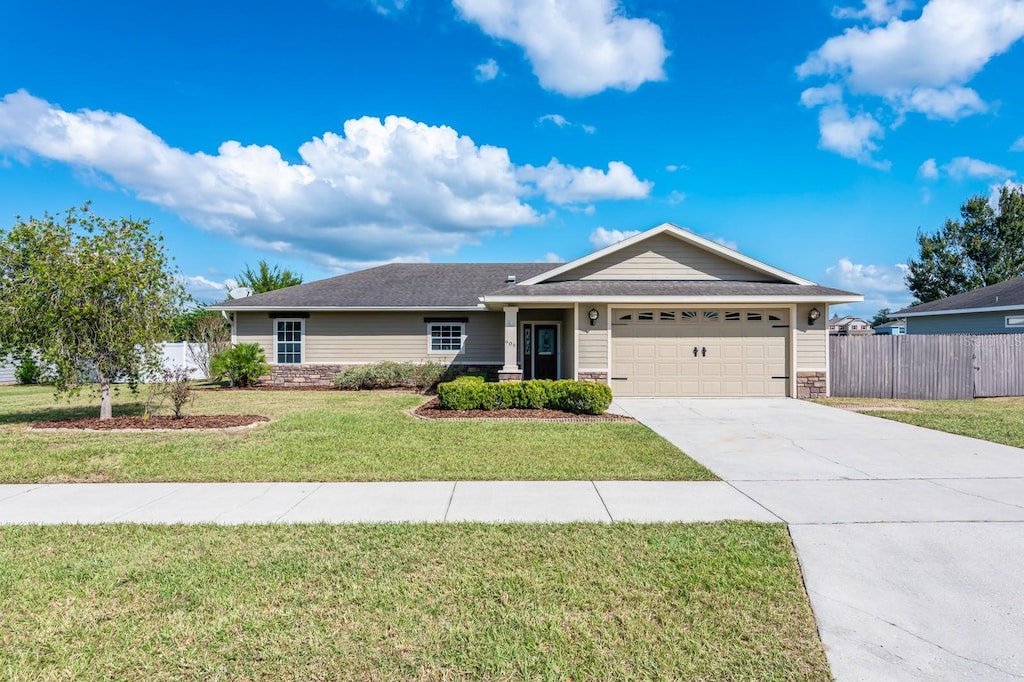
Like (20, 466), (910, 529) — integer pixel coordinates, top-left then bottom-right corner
(483, 281), (859, 298)
(211, 263), (557, 309)
(895, 277), (1024, 315)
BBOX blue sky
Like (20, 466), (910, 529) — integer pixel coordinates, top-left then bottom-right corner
(1, 0), (1023, 317)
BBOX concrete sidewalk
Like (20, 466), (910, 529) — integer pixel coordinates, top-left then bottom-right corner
(0, 480), (779, 525)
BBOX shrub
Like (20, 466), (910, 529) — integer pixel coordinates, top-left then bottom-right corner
(144, 365), (195, 419)
(210, 343), (270, 387)
(14, 356), (43, 385)
(436, 376), (487, 410)
(544, 380), (613, 415)
(435, 378), (611, 414)
(332, 361), (452, 390)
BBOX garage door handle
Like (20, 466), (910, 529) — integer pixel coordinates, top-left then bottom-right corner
(692, 346), (698, 357)
(701, 347), (707, 357)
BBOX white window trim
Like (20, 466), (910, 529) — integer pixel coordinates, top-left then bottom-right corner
(427, 322), (465, 354)
(273, 318), (305, 365)
(1005, 315), (1024, 328)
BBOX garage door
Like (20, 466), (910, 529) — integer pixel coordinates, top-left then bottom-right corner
(610, 309), (789, 397)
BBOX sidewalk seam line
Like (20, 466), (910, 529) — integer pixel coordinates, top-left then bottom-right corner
(591, 481), (613, 523)
(274, 483), (324, 522)
(443, 482), (457, 522)
(110, 483), (188, 522)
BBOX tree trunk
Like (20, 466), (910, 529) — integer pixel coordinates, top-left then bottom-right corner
(99, 376), (112, 420)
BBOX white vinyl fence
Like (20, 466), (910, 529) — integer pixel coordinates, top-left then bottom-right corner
(154, 343), (208, 380)
(0, 357), (15, 384)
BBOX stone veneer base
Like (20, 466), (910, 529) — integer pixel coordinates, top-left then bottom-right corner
(796, 371), (827, 399)
(264, 363), (503, 387)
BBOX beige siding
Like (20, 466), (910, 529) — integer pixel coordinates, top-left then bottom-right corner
(795, 303), (828, 369)
(578, 304), (609, 370)
(554, 233), (777, 282)
(235, 312), (275, 360)
(235, 311), (504, 364)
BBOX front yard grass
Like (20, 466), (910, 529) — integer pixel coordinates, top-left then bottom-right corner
(816, 396), (1024, 448)
(0, 386), (714, 482)
(0, 522), (830, 681)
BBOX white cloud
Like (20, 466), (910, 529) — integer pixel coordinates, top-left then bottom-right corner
(799, 0), (1024, 119)
(475, 58), (499, 82)
(824, 258), (913, 314)
(518, 159), (652, 204)
(665, 163), (689, 172)
(1011, 136), (1024, 151)
(918, 157), (939, 179)
(800, 84), (844, 108)
(833, 0), (914, 23)
(541, 251), (563, 263)
(178, 275), (238, 302)
(708, 235), (739, 251)
(589, 226), (641, 249)
(667, 190), (686, 205)
(368, 0), (409, 15)
(538, 113), (596, 133)
(943, 156), (1015, 180)
(816, 104), (889, 168)
(0, 90), (652, 270)
(453, 0), (669, 96)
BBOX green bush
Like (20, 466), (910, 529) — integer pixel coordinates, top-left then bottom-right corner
(332, 361), (451, 390)
(543, 380), (613, 415)
(14, 356), (43, 385)
(436, 376), (487, 410)
(435, 378), (611, 414)
(209, 343), (270, 387)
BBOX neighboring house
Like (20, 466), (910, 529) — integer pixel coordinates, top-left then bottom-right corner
(828, 315), (874, 336)
(895, 277), (1024, 334)
(873, 320), (907, 335)
(211, 223), (861, 398)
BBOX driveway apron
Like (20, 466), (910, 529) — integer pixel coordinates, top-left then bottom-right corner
(614, 397), (1024, 682)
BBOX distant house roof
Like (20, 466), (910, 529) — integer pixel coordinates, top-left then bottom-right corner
(874, 319), (906, 329)
(896, 277), (1024, 317)
(829, 315), (869, 326)
(210, 263), (555, 310)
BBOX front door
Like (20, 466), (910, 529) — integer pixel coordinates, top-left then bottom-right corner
(523, 324), (559, 380)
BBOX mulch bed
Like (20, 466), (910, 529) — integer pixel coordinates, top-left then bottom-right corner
(30, 415), (270, 431)
(413, 398), (634, 422)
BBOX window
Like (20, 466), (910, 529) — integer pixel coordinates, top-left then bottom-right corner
(747, 312), (762, 322)
(429, 323), (464, 353)
(725, 311), (741, 322)
(275, 319), (303, 364)
(680, 311), (697, 320)
(659, 311), (676, 321)
(1006, 316), (1024, 328)
(769, 314), (782, 322)
(618, 313), (632, 321)
(637, 311), (654, 321)
(703, 311), (719, 321)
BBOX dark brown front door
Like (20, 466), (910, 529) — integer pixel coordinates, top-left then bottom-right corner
(524, 324), (558, 380)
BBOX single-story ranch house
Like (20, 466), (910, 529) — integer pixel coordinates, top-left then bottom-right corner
(212, 223), (861, 398)
(895, 276), (1024, 335)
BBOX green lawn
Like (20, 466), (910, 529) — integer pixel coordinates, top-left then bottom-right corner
(816, 396), (1024, 448)
(0, 523), (830, 681)
(0, 385), (714, 482)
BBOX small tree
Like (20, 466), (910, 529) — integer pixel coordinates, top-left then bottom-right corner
(0, 205), (187, 419)
(171, 307), (231, 378)
(234, 260), (303, 295)
(870, 308), (895, 327)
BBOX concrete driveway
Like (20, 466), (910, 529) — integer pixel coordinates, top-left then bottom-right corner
(614, 398), (1024, 682)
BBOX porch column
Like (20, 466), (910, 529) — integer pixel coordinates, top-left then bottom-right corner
(498, 306), (522, 381)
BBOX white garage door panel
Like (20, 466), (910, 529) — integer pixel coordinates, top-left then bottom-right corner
(611, 308), (788, 397)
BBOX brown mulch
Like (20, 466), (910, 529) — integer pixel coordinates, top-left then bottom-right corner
(413, 398), (634, 422)
(30, 415), (270, 431)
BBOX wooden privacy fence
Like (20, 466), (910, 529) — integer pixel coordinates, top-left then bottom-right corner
(829, 334), (1024, 399)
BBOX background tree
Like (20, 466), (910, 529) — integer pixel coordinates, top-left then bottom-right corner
(234, 259), (303, 295)
(0, 205), (187, 419)
(870, 308), (895, 327)
(906, 185), (1024, 303)
(170, 306), (231, 378)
